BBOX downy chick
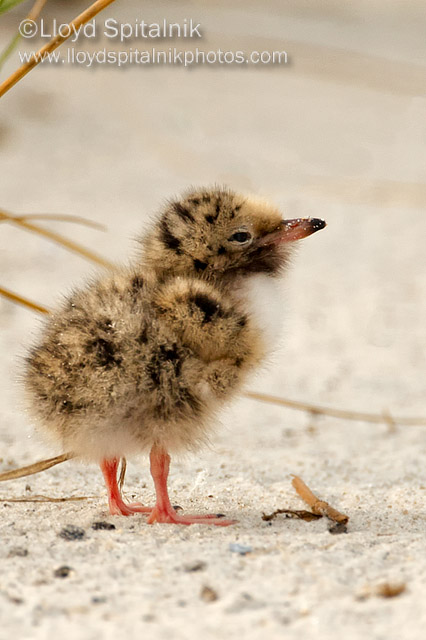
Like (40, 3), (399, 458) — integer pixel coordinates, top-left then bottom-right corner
(25, 187), (325, 525)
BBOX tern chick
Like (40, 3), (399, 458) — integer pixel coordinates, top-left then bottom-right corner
(25, 187), (325, 525)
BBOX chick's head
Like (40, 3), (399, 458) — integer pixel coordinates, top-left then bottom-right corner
(142, 187), (325, 282)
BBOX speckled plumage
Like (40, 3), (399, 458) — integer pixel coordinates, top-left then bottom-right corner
(24, 187), (325, 524)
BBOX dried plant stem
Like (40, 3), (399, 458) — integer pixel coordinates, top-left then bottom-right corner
(26, 0), (48, 20)
(292, 475), (349, 524)
(0, 0), (48, 69)
(0, 452), (74, 481)
(12, 217), (113, 268)
(0, 285), (50, 314)
(118, 457), (127, 491)
(0, 495), (91, 502)
(245, 390), (426, 427)
(0, 209), (111, 313)
(0, 0), (118, 98)
(262, 508), (321, 522)
(0, 210), (114, 269)
(0, 31), (21, 69)
(9, 213), (106, 231)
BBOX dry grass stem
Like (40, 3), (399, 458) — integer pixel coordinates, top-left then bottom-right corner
(0, 0), (118, 97)
(0, 209), (114, 269)
(26, 0), (48, 21)
(0, 31), (21, 70)
(245, 390), (426, 427)
(292, 475), (349, 524)
(118, 457), (127, 491)
(382, 409), (397, 433)
(0, 494), (92, 502)
(0, 285), (50, 314)
(0, 209), (111, 313)
(0, 452), (74, 481)
(0, 0), (48, 68)
(9, 213), (106, 231)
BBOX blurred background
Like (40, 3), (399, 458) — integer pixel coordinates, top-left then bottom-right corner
(0, 0), (425, 460)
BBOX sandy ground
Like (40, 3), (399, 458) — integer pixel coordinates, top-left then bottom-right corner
(1, 1), (426, 638)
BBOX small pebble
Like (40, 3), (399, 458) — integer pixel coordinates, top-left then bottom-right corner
(200, 586), (218, 603)
(59, 525), (86, 541)
(54, 566), (73, 578)
(328, 522), (348, 535)
(92, 521), (116, 530)
(229, 543), (252, 555)
(376, 582), (406, 598)
(356, 582), (406, 601)
(8, 547), (28, 558)
(142, 614), (156, 622)
(183, 560), (207, 572)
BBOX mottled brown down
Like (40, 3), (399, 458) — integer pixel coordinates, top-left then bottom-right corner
(24, 187), (319, 463)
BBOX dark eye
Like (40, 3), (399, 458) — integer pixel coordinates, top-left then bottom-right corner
(228, 231), (252, 244)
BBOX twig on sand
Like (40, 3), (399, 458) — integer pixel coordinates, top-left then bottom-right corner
(291, 475), (349, 524)
(262, 508), (321, 522)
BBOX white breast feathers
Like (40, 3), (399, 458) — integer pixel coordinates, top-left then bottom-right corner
(236, 274), (286, 352)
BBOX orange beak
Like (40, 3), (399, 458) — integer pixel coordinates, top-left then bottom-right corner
(258, 218), (326, 246)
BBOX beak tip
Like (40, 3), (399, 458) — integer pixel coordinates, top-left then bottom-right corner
(311, 218), (326, 231)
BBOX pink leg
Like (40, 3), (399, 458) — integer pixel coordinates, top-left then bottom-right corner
(146, 446), (236, 526)
(100, 458), (151, 516)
